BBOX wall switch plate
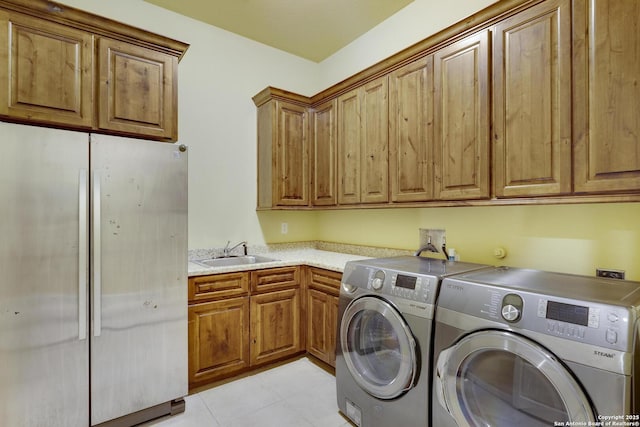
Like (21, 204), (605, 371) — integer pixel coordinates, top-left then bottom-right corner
(419, 228), (446, 254)
(596, 268), (625, 280)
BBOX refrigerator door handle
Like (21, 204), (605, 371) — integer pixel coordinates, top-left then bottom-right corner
(79, 169), (88, 341)
(93, 171), (102, 337)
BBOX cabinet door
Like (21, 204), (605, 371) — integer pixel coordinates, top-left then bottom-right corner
(337, 76), (389, 205)
(434, 30), (490, 200)
(307, 289), (332, 365)
(250, 288), (302, 366)
(188, 297), (250, 387)
(306, 268), (341, 367)
(573, 0), (640, 193)
(276, 101), (309, 205)
(98, 38), (177, 140)
(311, 99), (337, 206)
(389, 56), (434, 202)
(493, 0), (572, 198)
(361, 77), (389, 203)
(307, 289), (339, 367)
(337, 89), (361, 204)
(0, 11), (93, 128)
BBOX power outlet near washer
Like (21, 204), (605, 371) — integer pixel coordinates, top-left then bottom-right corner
(596, 268), (625, 280)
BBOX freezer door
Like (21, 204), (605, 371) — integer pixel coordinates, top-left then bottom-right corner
(90, 134), (188, 425)
(0, 122), (90, 426)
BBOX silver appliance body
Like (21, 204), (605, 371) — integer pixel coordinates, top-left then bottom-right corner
(335, 256), (491, 427)
(0, 122), (188, 426)
(432, 267), (640, 427)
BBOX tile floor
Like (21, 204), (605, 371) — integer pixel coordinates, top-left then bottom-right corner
(142, 357), (351, 427)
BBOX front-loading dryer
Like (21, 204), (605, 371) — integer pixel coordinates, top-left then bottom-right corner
(432, 267), (640, 427)
(335, 256), (490, 427)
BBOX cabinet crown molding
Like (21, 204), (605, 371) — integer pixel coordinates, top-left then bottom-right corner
(252, 86), (311, 108)
(0, 0), (189, 60)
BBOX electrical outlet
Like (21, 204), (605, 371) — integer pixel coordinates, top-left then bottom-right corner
(280, 222), (288, 234)
(596, 268), (625, 280)
(419, 228), (446, 254)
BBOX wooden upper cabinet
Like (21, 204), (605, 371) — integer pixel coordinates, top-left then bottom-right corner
(433, 30), (491, 200)
(0, 10), (93, 128)
(361, 78), (389, 203)
(389, 56), (434, 202)
(0, 0), (188, 141)
(311, 99), (337, 206)
(337, 89), (361, 204)
(254, 89), (310, 208)
(573, 0), (640, 194)
(337, 76), (389, 204)
(276, 101), (309, 205)
(98, 38), (177, 140)
(493, 0), (572, 198)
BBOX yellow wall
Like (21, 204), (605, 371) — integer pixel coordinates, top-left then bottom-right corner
(260, 203), (640, 281)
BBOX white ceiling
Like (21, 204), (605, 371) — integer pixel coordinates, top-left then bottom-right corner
(144, 0), (414, 62)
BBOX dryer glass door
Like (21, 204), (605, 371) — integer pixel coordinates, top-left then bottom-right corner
(340, 296), (416, 400)
(435, 330), (595, 426)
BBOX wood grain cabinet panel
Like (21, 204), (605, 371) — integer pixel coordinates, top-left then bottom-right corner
(0, 10), (93, 128)
(434, 30), (491, 200)
(98, 38), (177, 140)
(188, 297), (250, 387)
(188, 272), (249, 303)
(573, 0), (640, 193)
(251, 266), (300, 294)
(250, 288), (302, 367)
(389, 56), (434, 202)
(255, 94), (309, 208)
(493, 0), (572, 198)
(337, 89), (361, 205)
(311, 99), (338, 206)
(337, 76), (389, 205)
(306, 268), (341, 367)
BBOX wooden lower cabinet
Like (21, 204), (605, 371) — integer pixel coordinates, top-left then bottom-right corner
(187, 266), (342, 387)
(307, 289), (339, 366)
(306, 267), (342, 367)
(188, 297), (250, 388)
(188, 266), (304, 389)
(250, 288), (302, 366)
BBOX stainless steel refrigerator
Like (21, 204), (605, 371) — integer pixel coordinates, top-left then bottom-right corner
(0, 122), (188, 426)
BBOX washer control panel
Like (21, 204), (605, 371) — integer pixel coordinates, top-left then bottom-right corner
(367, 268), (433, 304)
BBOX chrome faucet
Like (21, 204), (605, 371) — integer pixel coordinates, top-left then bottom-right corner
(223, 240), (248, 257)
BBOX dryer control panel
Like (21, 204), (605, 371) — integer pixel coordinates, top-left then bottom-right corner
(439, 278), (633, 352)
(536, 298), (627, 347)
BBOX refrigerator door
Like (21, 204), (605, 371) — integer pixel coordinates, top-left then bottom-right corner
(0, 122), (90, 426)
(90, 134), (188, 425)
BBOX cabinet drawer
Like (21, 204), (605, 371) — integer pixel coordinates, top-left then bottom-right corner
(188, 272), (249, 303)
(251, 266), (300, 293)
(307, 267), (342, 297)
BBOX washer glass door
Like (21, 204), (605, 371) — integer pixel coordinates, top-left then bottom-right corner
(340, 296), (416, 399)
(435, 330), (595, 426)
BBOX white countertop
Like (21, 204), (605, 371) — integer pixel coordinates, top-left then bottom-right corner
(188, 248), (370, 276)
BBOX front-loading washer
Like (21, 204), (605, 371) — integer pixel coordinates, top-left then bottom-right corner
(432, 266), (640, 427)
(335, 256), (491, 427)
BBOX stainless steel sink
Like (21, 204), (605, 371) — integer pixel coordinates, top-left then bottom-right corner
(193, 255), (278, 268)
